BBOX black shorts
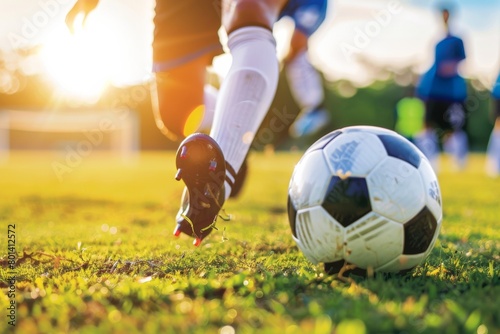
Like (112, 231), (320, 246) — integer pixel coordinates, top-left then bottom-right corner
(152, 0), (327, 72)
(153, 1), (223, 71)
(425, 99), (467, 131)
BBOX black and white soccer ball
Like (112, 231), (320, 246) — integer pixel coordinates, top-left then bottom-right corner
(287, 126), (443, 275)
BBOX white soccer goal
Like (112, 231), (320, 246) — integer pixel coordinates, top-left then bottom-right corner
(0, 109), (140, 162)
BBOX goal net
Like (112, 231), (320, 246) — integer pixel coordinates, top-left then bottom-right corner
(0, 109), (140, 162)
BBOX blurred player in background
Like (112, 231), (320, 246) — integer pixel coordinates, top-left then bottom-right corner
(284, 13), (330, 139)
(485, 73), (500, 176)
(66, 0), (328, 245)
(414, 6), (468, 171)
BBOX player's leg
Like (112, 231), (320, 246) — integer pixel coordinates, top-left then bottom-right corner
(415, 127), (440, 171)
(486, 102), (500, 176)
(286, 28), (330, 137)
(283, 0), (330, 138)
(414, 100), (441, 171)
(442, 102), (468, 170)
(444, 129), (468, 169)
(174, 0), (289, 244)
(210, 0), (288, 200)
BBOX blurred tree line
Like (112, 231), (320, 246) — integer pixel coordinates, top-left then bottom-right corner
(258, 70), (494, 152)
(0, 48), (495, 152)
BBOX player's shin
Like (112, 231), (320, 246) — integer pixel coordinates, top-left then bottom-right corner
(210, 26), (279, 200)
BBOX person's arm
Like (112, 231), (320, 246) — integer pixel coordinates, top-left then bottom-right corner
(65, 0), (100, 33)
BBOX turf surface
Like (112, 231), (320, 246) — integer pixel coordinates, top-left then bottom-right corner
(0, 151), (499, 333)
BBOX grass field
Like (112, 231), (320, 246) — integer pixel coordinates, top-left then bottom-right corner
(0, 151), (499, 334)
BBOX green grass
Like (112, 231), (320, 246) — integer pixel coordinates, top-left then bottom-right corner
(0, 151), (499, 334)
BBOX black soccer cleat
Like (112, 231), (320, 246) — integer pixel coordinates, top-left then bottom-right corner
(174, 133), (226, 246)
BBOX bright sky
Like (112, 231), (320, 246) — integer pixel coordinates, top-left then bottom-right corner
(0, 0), (499, 99)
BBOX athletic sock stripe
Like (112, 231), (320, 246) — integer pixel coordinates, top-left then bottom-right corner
(226, 171), (235, 184)
(226, 161), (237, 179)
(225, 175), (234, 189)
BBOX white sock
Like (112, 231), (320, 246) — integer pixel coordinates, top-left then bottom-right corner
(415, 129), (440, 171)
(444, 130), (468, 169)
(486, 130), (500, 175)
(285, 50), (324, 111)
(210, 27), (279, 199)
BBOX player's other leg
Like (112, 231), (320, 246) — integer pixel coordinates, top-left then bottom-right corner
(285, 10), (330, 138)
(444, 129), (468, 170)
(151, 0), (222, 140)
(151, 1), (232, 244)
(442, 102), (468, 170)
(152, 54), (214, 141)
(152, 55), (230, 245)
(414, 100), (442, 171)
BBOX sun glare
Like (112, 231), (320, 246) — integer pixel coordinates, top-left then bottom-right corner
(40, 15), (124, 102)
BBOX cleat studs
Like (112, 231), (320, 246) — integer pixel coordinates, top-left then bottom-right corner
(173, 226), (181, 237)
(175, 169), (182, 181)
(180, 146), (188, 159)
(193, 238), (202, 247)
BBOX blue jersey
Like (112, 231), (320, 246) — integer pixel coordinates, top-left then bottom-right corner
(417, 35), (467, 102)
(279, 0), (328, 36)
(493, 74), (500, 99)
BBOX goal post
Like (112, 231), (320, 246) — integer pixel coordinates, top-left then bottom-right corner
(0, 111), (9, 163)
(0, 109), (140, 162)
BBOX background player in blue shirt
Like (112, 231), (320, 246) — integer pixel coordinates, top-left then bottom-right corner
(66, 0), (329, 245)
(415, 6), (468, 171)
(486, 73), (500, 176)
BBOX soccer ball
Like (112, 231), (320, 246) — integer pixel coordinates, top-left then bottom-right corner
(287, 126), (442, 275)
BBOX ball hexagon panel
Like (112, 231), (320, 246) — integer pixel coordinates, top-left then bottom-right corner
(403, 207), (438, 255)
(288, 150), (331, 210)
(367, 156), (425, 224)
(344, 212), (404, 270)
(322, 176), (371, 227)
(304, 130), (342, 154)
(323, 131), (387, 177)
(294, 206), (344, 264)
(377, 134), (422, 169)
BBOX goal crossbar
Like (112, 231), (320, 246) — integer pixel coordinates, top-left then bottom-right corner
(0, 109), (140, 161)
